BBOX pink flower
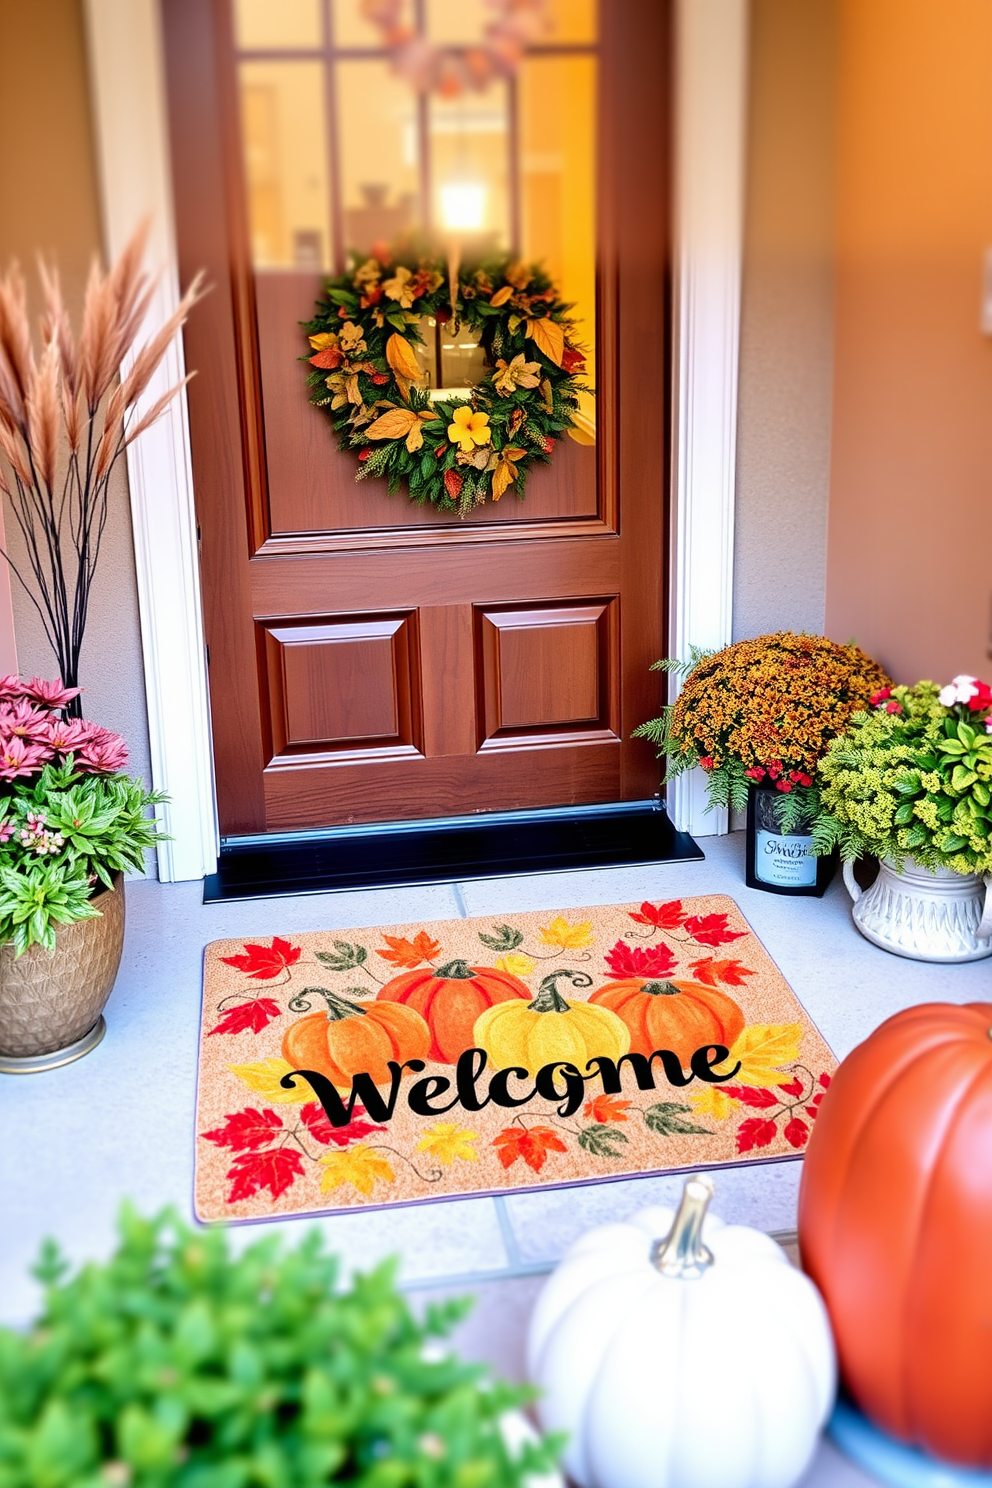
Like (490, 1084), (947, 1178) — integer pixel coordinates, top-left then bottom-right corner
(20, 677), (82, 710)
(885, 701), (903, 714)
(938, 675), (991, 710)
(73, 723), (129, 774)
(0, 700), (56, 742)
(870, 688), (892, 705)
(0, 733), (51, 780)
(0, 819), (13, 843)
(44, 717), (91, 752)
(0, 675), (29, 703)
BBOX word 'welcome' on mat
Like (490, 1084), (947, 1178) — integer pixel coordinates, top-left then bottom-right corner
(195, 895), (836, 1222)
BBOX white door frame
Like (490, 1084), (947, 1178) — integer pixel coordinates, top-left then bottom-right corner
(81, 0), (745, 879)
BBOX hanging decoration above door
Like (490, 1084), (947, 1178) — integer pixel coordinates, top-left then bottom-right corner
(303, 251), (589, 516)
(360, 0), (553, 98)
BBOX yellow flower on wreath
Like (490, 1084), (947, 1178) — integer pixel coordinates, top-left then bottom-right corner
(416, 1123), (479, 1165)
(447, 405), (491, 453)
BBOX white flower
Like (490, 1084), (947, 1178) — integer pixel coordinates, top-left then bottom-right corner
(940, 675), (979, 706)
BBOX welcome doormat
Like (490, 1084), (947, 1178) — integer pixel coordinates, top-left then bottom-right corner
(194, 895), (836, 1222)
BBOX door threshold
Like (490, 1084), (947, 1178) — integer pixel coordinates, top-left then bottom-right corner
(203, 801), (703, 903)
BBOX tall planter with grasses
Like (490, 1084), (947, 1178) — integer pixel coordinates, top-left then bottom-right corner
(0, 229), (202, 1068)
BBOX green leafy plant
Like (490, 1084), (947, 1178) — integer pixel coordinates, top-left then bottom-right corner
(0, 677), (163, 951)
(0, 1207), (559, 1488)
(813, 678), (992, 874)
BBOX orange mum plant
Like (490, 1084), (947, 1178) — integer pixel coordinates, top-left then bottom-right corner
(634, 632), (890, 823)
(0, 225), (204, 716)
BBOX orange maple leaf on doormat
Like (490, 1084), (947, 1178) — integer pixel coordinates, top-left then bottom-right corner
(582, 1094), (632, 1123)
(493, 1126), (567, 1173)
(688, 956), (757, 988)
(376, 930), (441, 968)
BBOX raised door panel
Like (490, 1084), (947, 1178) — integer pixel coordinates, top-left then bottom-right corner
(260, 614), (422, 763)
(477, 600), (618, 748)
(253, 273), (599, 539)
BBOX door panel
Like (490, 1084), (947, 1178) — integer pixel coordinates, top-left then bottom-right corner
(162, 0), (669, 836)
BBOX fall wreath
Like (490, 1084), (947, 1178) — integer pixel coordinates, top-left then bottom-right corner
(302, 251), (588, 516)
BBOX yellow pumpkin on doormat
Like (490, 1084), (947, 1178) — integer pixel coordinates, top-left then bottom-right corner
(473, 972), (630, 1075)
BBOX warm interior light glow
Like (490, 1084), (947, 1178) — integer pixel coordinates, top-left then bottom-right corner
(439, 181), (486, 231)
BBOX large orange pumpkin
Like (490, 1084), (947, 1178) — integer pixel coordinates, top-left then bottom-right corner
(588, 977), (745, 1064)
(376, 959), (531, 1063)
(282, 988), (430, 1088)
(798, 1001), (992, 1468)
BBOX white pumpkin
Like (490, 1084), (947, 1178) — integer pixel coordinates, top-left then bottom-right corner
(527, 1177), (835, 1488)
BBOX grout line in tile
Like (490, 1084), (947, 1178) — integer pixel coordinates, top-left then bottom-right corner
(492, 1194), (523, 1268)
(451, 882), (469, 918)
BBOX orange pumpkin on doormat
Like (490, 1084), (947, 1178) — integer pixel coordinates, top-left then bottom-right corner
(377, 959), (531, 1063)
(282, 988), (431, 1088)
(798, 1001), (992, 1468)
(588, 977), (745, 1064)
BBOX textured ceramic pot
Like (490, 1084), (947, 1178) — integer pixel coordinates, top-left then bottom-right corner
(842, 856), (992, 963)
(0, 874), (125, 1069)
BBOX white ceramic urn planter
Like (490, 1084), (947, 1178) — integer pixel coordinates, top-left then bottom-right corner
(842, 857), (992, 963)
(527, 1177), (835, 1488)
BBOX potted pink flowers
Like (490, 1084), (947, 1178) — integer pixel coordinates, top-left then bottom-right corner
(0, 676), (162, 1073)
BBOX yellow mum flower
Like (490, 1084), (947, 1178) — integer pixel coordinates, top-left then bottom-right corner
(447, 405), (491, 453)
(415, 1123), (479, 1165)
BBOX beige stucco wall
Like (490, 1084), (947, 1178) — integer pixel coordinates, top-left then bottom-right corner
(733, 0), (837, 644)
(0, 0), (152, 799)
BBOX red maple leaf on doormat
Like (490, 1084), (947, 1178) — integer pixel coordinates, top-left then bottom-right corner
(493, 1126), (567, 1173)
(783, 1117), (809, 1149)
(208, 998), (282, 1037)
(201, 1107), (284, 1151)
(628, 900), (685, 930)
(219, 937), (302, 979)
(721, 1085), (779, 1109)
(736, 1117), (778, 1153)
(682, 914), (747, 949)
(299, 1102), (386, 1147)
(604, 940), (677, 979)
(687, 956), (756, 988)
(226, 1147), (305, 1202)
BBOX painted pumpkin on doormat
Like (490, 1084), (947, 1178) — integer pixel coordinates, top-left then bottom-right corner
(528, 1176), (835, 1488)
(589, 977), (745, 1064)
(282, 988), (431, 1088)
(473, 972), (630, 1076)
(798, 1001), (992, 1469)
(377, 959), (531, 1062)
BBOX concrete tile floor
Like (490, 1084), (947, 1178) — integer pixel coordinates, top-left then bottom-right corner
(4, 831), (987, 1486)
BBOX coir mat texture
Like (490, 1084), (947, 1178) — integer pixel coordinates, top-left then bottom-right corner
(194, 895), (836, 1223)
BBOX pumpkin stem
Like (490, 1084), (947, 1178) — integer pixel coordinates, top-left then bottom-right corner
(434, 960), (477, 980)
(651, 1176), (715, 1279)
(641, 980), (679, 997)
(287, 986), (366, 1021)
(529, 969), (594, 1013)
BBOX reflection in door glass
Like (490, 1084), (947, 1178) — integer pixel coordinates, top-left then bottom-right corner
(239, 62), (331, 270)
(233, 1), (597, 415)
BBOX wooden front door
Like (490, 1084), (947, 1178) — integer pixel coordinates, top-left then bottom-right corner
(162, 0), (669, 836)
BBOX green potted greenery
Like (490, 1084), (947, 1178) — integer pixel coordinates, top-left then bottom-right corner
(0, 1208), (559, 1488)
(812, 677), (992, 961)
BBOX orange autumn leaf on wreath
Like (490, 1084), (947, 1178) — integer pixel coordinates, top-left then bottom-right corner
(220, 937), (301, 980)
(493, 1125), (567, 1173)
(377, 931), (441, 969)
(583, 1094), (632, 1124)
(688, 957), (757, 989)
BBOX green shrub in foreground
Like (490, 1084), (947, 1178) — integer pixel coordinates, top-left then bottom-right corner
(0, 1207), (555, 1488)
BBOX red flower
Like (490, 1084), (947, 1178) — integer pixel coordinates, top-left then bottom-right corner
(885, 701), (902, 714)
(970, 680), (992, 710)
(776, 780), (793, 792)
(360, 285), (383, 307)
(699, 756), (715, 771)
(871, 688), (892, 705)
(371, 373), (389, 385)
(358, 449), (371, 461)
(219, 936), (301, 980)
(541, 436), (555, 453)
(744, 766), (766, 781)
(765, 759), (783, 780)
(337, 306), (349, 319)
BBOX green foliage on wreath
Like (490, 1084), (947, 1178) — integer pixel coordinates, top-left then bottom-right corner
(302, 248), (588, 515)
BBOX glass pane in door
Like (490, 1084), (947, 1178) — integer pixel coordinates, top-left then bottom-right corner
(238, 61), (331, 270)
